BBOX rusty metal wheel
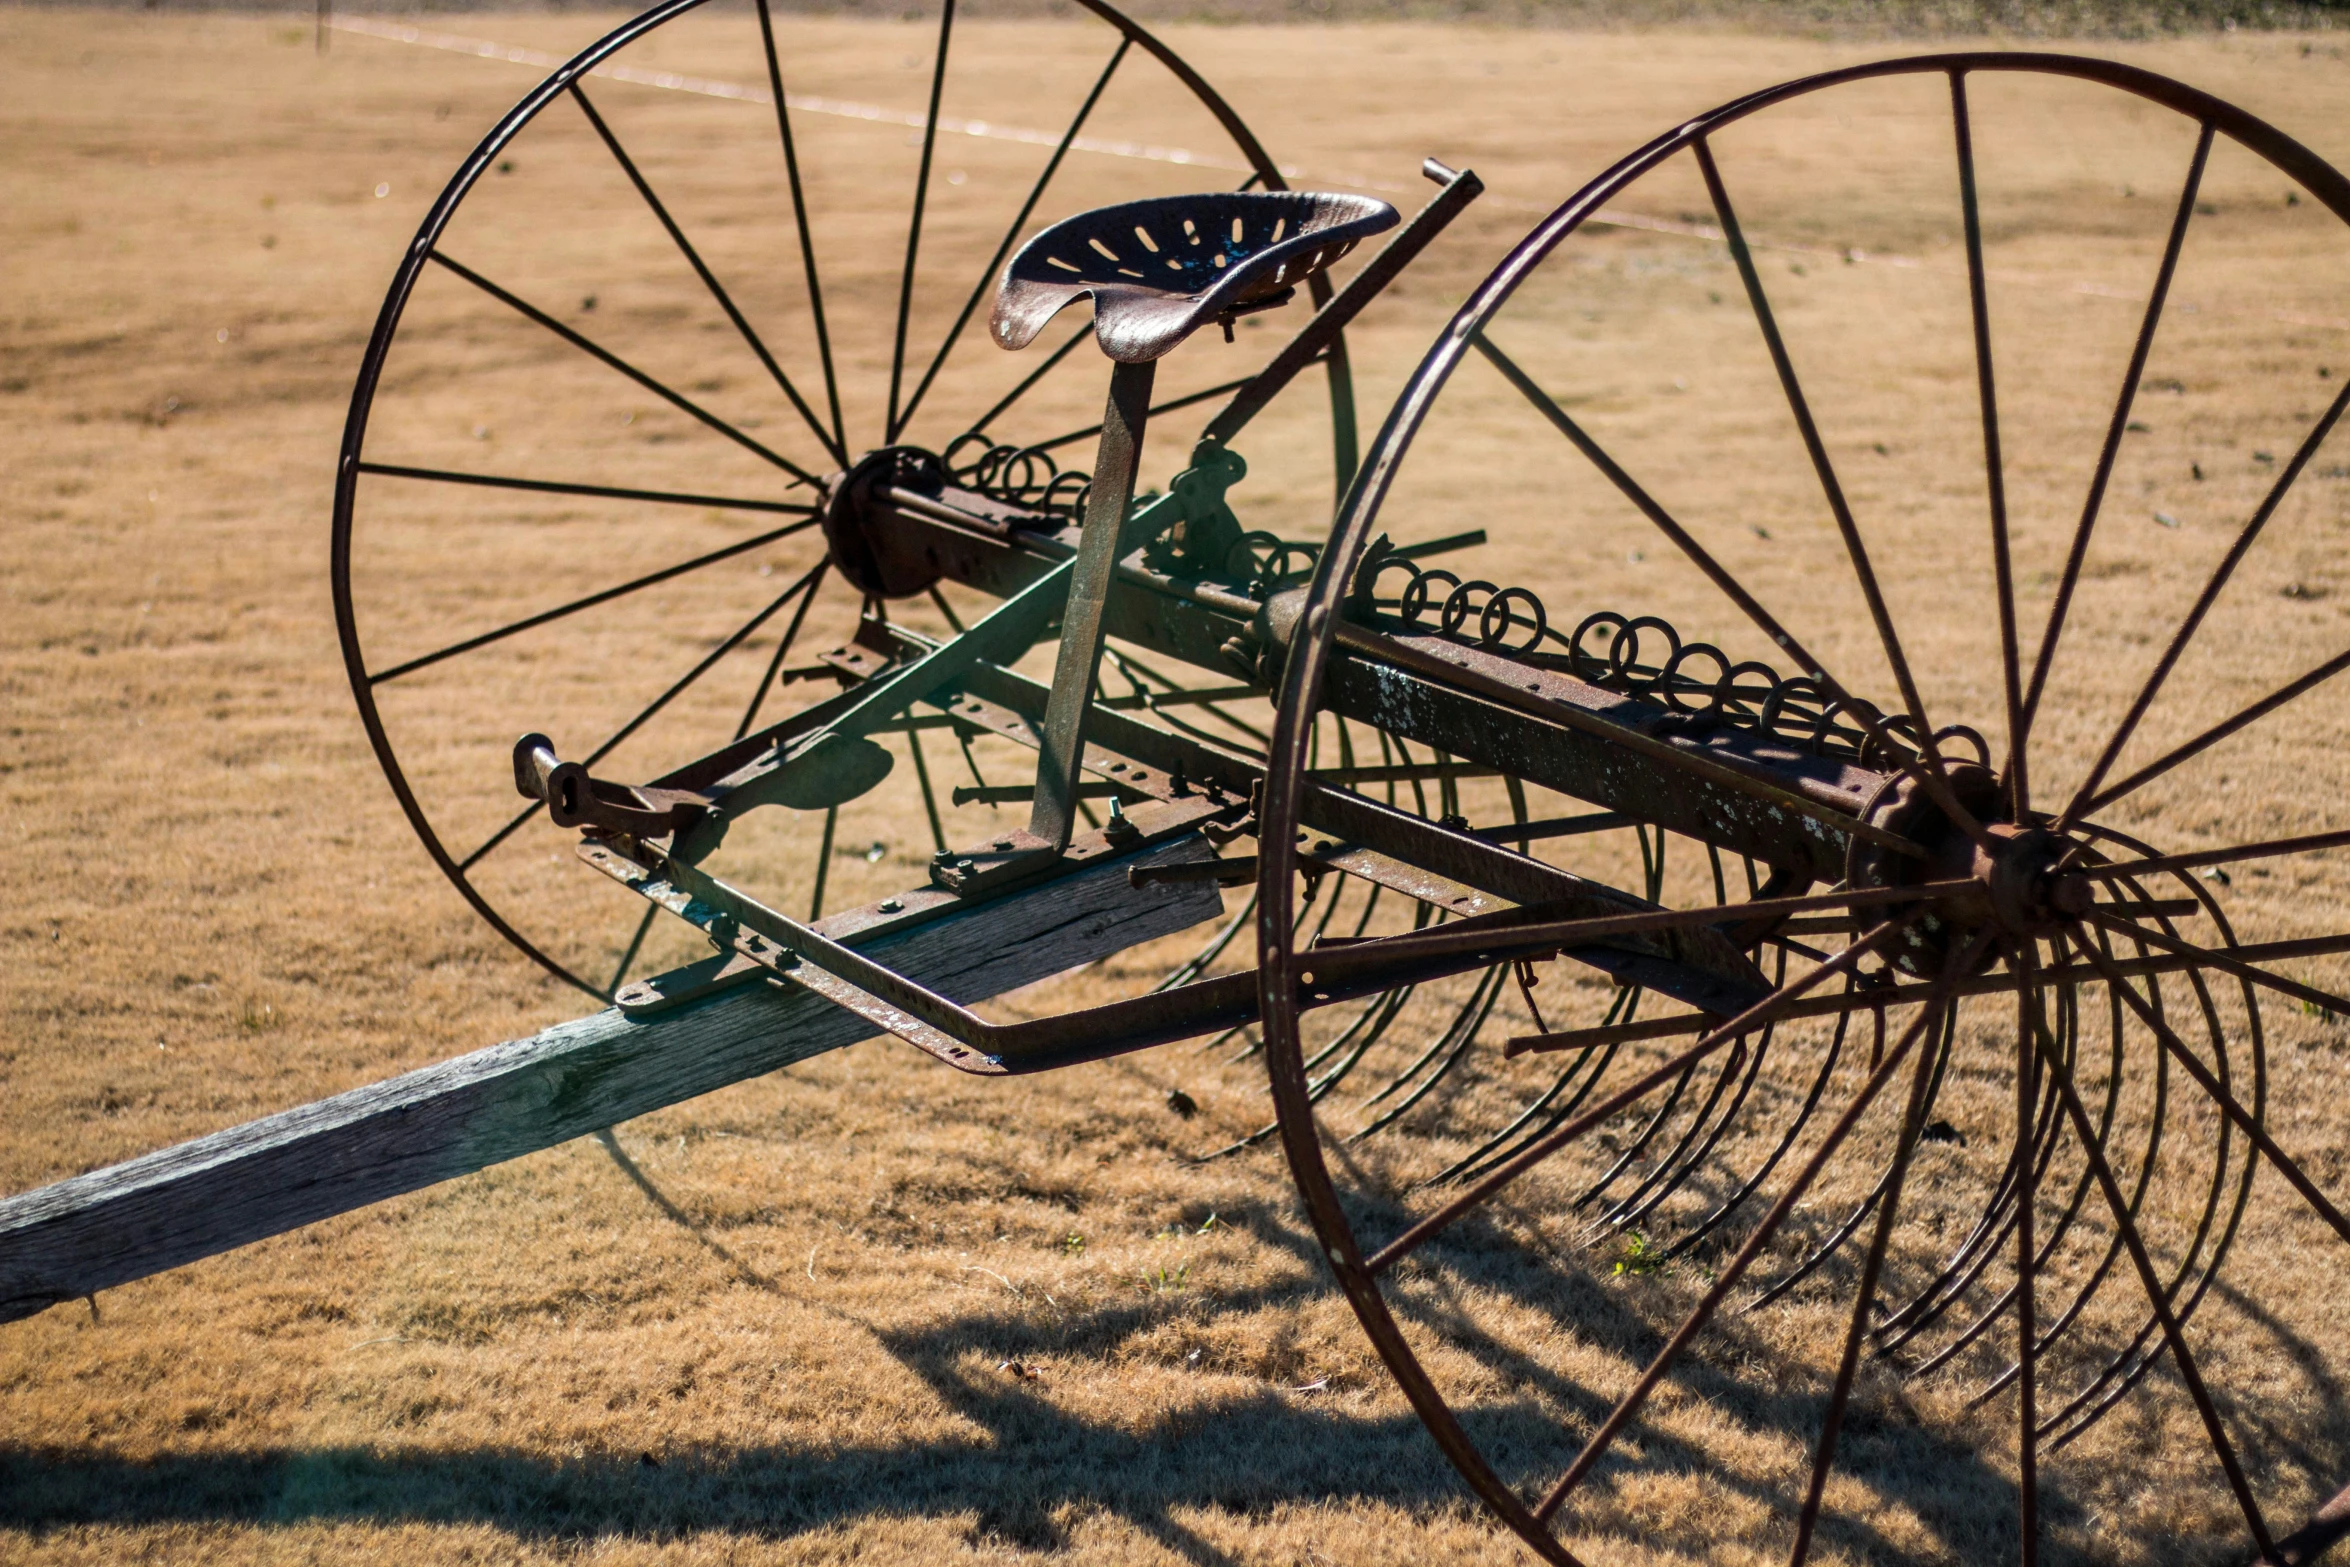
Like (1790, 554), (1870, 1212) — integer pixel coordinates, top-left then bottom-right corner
(1260, 55), (2350, 1563)
(333, 0), (1358, 998)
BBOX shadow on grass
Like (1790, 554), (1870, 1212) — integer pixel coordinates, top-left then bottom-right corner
(8, 1146), (2326, 1562)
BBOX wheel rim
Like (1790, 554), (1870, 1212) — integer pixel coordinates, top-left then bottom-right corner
(333, 0), (1355, 997)
(1260, 54), (2350, 1561)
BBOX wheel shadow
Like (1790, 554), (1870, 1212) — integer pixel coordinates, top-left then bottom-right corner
(2, 1141), (2321, 1562)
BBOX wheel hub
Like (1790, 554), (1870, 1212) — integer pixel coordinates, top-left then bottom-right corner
(1850, 763), (2096, 972)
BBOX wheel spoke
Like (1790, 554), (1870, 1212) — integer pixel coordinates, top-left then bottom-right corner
(608, 902), (658, 996)
(356, 462), (818, 515)
(753, 0), (846, 457)
(458, 796), (544, 874)
(733, 559), (829, 739)
(2034, 1002), (2277, 1557)
(1469, 327), (1843, 700)
(2059, 373), (2350, 831)
(1325, 882), (1972, 1001)
(427, 251), (824, 488)
(2013, 948), (2042, 1563)
(2077, 644), (2350, 819)
(1368, 917), (1911, 1277)
(1693, 136), (1991, 856)
(1531, 936), (1982, 1526)
(892, 38), (1131, 440)
(2078, 825), (2350, 881)
(456, 562), (826, 877)
(568, 83), (847, 466)
(2069, 935), (2350, 1249)
(581, 568), (825, 771)
(809, 802), (838, 921)
(885, 0), (957, 441)
(2018, 123), (2212, 756)
(367, 518), (817, 685)
(906, 725), (949, 854)
(1949, 74), (2027, 819)
(1787, 969), (1947, 1565)
(2082, 905), (2350, 1020)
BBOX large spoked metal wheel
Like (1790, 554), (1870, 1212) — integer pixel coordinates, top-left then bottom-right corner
(334, 0), (1356, 997)
(1259, 55), (2350, 1562)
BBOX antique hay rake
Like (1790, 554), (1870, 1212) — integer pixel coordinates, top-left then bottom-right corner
(8, 6), (2350, 1558)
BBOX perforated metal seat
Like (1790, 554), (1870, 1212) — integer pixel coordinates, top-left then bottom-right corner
(990, 191), (1398, 364)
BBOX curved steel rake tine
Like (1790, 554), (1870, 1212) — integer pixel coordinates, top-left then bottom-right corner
(2042, 909), (2264, 1448)
(1746, 1006), (1960, 1310)
(1305, 985), (1415, 1083)
(1599, 1023), (1772, 1241)
(1661, 1008), (1843, 1263)
(1570, 1057), (1701, 1213)
(2018, 924), (2187, 1433)
(1940, 980), (2104, 1387)
(1876, 1015), (2074, 1351)
(1163, 889), (1256, 993)
(1361, 963), (1490, 1108)
(1442, 1038), (1630, 1191)
(1902, 1075), (2081, 1372)
(1349, 965), (1509, 1144)
(1581, 1031), (1754, 1241)
(1420, 988), (1639, 1189)
(1598, 946), (1790, 1232)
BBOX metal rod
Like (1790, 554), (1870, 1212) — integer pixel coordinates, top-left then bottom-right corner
(568, 83), (844, 466)
(754, 0), (846, 458)
(895, 38), (1130, 439)
(887, 0), (956, 440)
(369, 522), (817, 686)
(426, 251), (823, 487)
(1511, 924), (2350, 1054)
(1028, 373), (1256, 456)
(2019, 123), (2212, 750)
(355, 462), (817, 516)
(1949, 72), (2027, 820)
(2061, 373), (2350, 831)
(2078, 826), (2350, 881)
(2081, 907), (2350, 1050)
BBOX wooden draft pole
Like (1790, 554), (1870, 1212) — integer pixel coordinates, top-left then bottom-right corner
(0, 837), (1216, 1322)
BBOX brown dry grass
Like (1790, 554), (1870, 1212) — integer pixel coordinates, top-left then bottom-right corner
(7, 7), (2350, 1564)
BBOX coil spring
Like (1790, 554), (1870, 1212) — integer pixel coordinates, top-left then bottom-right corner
(947, 433), (1325, 595)
(945, 433), (1091, 520)
(1355, 551), (1989, 770)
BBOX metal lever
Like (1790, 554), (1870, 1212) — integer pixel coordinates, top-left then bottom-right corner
(1193, 156), (1484, 454)
(513, 733), (711, 838)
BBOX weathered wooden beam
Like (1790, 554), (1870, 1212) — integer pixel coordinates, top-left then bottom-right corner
(0, 836), (1219, 1323)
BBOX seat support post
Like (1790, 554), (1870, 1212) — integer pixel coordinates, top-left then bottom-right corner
(1030, 357), (1156, 851)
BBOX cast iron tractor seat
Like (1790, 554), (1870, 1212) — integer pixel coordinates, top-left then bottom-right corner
(990, 191), (1398, 363)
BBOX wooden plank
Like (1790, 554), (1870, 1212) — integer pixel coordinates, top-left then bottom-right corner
(0, 835), (1219, 1323)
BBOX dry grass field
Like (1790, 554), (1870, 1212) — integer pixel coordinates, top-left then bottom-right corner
(7, 5), (2350, 1564)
